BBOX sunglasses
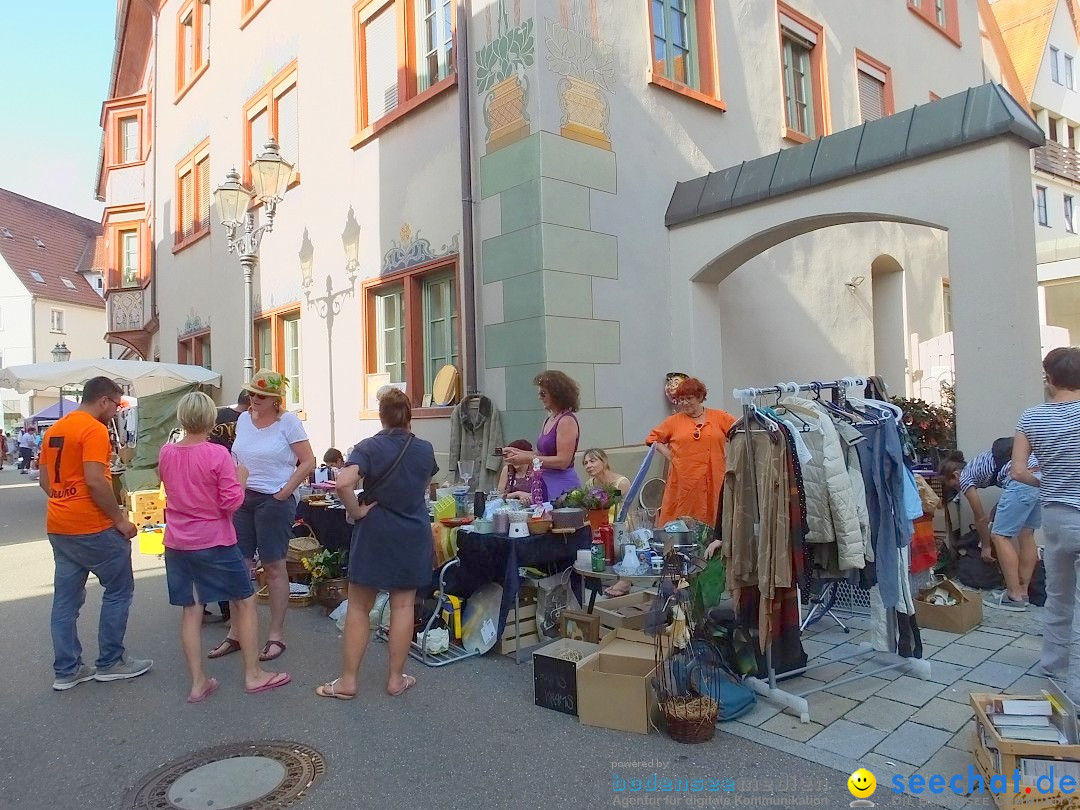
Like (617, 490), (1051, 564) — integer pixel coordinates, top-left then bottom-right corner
(692, 422), (706, 440)
(250, 393), (273, 401)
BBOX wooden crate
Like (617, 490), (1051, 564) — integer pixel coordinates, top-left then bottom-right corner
(499, 602), (539, 654)
(130, 508), (164, 527)
(971, 692), (1080, 809)
(129, 489), (164, 513)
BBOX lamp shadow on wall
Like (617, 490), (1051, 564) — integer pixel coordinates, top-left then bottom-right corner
(300, 208), (361, 448)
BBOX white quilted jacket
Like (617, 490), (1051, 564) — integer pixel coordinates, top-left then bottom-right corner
(779, 397), (866, 570)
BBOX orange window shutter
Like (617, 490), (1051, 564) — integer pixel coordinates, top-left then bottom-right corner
(196, 157), (210, 231)
(181, 171), (195, 238)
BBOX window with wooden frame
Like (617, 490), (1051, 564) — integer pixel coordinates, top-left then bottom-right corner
(178, 331), (212, 369)
(351, 0), (458, 146)
(778, 3), (827, 143)
(253, 308), (303, 410)
(647, 0), (723, 108)
(907, 0), (960, 46)
(50, 308), (65, 334)
(176, 0), (211, 99)
(118, 115), (141, 164)
(174, 138), (211, 250)
(362, 259), (460, 414)
(243, 61), (299, 187)
(241, 0), (272, 27)
(118, 228), (141, 288)
(855, 51), (893, 123)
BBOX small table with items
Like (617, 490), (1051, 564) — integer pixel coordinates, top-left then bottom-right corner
(295, 500), (352, 551)
(449, 526), (593, 638)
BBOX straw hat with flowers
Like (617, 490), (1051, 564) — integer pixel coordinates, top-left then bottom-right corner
(242, 369), (288, 398)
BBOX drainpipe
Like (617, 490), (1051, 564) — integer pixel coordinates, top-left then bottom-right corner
(29, 296), (36, 418)
(456, 0), (478, 394)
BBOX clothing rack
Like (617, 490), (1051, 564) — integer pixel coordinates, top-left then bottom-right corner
(732, 377), (931, 723)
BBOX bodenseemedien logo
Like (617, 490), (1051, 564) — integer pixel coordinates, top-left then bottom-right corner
(848, 768), (876, 807)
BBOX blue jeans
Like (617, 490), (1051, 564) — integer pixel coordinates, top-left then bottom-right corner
(49, 528), (134, 677)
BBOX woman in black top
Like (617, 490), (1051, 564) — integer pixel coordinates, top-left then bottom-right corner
(316, 388), (437, 699)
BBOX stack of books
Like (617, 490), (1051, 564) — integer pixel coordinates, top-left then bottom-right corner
(987, 698), (1065, 744)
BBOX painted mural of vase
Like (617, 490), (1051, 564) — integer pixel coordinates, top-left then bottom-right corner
(484, 73), (531, 154)
(558, 76), (610, 151)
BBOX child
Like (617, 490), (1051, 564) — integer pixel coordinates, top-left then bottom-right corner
(158, 391), (291, 702)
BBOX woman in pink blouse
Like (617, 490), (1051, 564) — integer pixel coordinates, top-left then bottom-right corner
(158, 392), (290, 702)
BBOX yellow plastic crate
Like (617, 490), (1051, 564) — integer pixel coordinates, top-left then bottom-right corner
(130, 508), (165, 528)
(138, 527), (165, 556)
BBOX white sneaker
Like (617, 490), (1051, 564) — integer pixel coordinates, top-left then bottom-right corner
(52, 664), (96, 691)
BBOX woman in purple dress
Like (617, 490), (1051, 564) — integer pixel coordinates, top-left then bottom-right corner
(502, 370), (581, 501)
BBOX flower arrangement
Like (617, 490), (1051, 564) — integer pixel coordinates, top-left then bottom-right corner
(891, 395), (956, 461)
(556, 483), (622, 511)
(300, 549), (346, 586)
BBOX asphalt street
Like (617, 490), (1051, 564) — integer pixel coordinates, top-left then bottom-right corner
(0, 467), (948, 810)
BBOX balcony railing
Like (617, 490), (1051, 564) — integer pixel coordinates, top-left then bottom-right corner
(1034, 140), (1080, 184)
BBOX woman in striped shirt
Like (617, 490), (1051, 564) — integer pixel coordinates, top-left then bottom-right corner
(1013, 347), (1080, 696)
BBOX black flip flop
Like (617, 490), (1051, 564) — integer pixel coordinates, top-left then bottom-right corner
(207, 638), (241, 659)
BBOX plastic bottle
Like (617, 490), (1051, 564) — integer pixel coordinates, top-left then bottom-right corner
(530, 457), (545, 506)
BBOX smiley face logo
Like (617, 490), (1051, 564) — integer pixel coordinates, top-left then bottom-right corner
(848, 768), (876, 798)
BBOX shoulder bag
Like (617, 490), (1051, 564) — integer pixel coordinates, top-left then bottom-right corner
(358, 434), (415, 505)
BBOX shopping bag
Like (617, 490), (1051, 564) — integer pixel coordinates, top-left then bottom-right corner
(535, 567), (581, 640)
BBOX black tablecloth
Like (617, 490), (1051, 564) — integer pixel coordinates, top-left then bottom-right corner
(447, 526), (592, 637)
(295, 502), (352, 551)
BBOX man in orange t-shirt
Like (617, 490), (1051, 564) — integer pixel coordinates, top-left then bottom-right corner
(40, 376), (152, 691)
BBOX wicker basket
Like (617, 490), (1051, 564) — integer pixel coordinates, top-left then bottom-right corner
(286, 523), (321, 563)
(661, 697), (718, 744)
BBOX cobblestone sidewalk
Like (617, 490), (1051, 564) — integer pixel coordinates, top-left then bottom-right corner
(720, 597), (1047, 810)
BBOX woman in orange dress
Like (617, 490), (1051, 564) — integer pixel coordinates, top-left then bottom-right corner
(646, 378), (736, 528)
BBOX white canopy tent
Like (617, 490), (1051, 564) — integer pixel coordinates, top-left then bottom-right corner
(0, 359), (220, 398)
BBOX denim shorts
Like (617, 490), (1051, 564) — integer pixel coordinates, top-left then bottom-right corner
(165, 544), (255, 606)
(233, 489), (296, 564)
(993, 480), (1042, 538)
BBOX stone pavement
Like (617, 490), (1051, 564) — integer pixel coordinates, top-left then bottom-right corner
(0, 472), (902, 810)
(720, 596), (1048, 809)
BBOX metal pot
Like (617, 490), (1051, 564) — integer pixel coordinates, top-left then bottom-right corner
(552, 507), (585, 529)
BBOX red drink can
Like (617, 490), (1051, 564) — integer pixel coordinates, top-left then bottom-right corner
(599, 525), (615, 565)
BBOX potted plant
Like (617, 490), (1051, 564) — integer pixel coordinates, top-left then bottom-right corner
(890, 393), (956, 466)
(301, 549), (348, 611)
(556, 484), (622, 530)
(544, 0), (615, 149)
(476, 4), (535, 153)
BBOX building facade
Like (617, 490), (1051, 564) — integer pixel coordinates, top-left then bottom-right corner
(96, 0), (1041, 461)
(0, 189), (109, 428)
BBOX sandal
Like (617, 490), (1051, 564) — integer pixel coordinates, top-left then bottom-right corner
(187, 677), (219, 704)
(315, 679), (356, 700)
(245, 671), (291, 694)
(387, 674), (416, 697)
(259, 640), (286, 662)
(207, 638), (241, 659)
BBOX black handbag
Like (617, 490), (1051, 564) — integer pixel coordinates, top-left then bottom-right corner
(359, 434), (415, 505)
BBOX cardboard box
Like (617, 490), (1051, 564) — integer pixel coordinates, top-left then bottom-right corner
(577, 628), (659, 734)
(971, 692), (1080, 809)
(593, 590), (657, 630)
(532, 638), (602, 716)
(915, 579), (982, 633)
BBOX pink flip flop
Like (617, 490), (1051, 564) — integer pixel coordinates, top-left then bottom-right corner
(187, 677), (220, 704)
(245, 672), (291, 694)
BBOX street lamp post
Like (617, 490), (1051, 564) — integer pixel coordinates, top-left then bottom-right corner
(213, 139), (294, 382)
(51, 342), (71, 417)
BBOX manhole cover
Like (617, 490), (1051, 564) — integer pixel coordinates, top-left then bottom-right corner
(123, 741), (325, 809)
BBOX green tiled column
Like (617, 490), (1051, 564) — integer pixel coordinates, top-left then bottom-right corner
(479, 128), (623, 448)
